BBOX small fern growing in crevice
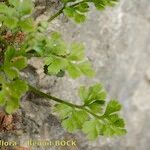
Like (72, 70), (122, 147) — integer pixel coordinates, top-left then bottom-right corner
(0, 0), (126, 140)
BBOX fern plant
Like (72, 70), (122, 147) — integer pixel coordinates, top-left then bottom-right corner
(0, 0), (126, 140)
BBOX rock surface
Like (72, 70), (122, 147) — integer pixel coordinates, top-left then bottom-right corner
(41, 0), (150, 150)
(47, 1), (150, 149)
(0, 0), (150, 150)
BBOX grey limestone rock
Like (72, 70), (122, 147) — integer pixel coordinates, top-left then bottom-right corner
(0, 0), (150, 150)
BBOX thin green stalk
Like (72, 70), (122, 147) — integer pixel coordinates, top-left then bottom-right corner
(47, 0), (86, 22)
(29, 84), (104, 119)
(48, 5), (66, 22)
(29, 84), (82, 108)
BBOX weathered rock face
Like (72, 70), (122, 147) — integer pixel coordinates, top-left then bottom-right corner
(49, 0), (150, 149)
(0, 0), (150, 150)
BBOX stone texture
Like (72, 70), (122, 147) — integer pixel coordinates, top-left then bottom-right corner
(0, 0), (150, 150)
(45, 0), (150, 149)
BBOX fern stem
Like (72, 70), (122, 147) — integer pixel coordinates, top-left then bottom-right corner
(28, 84), (82, 108)
(47, 0), (86, 22)
(48, 5), (66, 22)
(28, 84), (104, 119)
